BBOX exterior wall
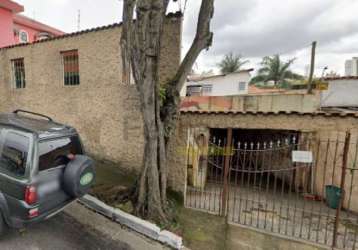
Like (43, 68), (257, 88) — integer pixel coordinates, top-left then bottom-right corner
(321, 79), (358, 107)
(13, 22), (39, 43)
(170, 112), (358, 204)
(167, 121), (189, 194)
(0, 17), (182, 173)
(0, 7), (15, 47)
(227, 224), (328, 250)
(180, 92), (320, 113)
(0, 1), (64, 48)
(12, 15), (65, 43)
(181, 71), (251, 97)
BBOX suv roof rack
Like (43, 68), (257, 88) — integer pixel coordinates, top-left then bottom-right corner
(13, 110), (53, 122)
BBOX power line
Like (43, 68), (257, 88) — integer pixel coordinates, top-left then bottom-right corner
(263, 42), (313, 59)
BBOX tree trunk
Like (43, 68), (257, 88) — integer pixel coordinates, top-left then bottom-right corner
(121, 0), (214, 222)
(130, 0), (168, 221)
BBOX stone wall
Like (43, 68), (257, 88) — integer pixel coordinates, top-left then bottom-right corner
(227, 224), (329, 250)
(0, 15), (182, 172)
(181, 92), (320, 113)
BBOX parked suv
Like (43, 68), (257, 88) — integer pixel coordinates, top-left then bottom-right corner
(0, 110), (95, 235)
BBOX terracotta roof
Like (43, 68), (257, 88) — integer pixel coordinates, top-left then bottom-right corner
(324, 76), (358, 81)
(13, 14), (65, 36)
(180, 110), (358, 118)
(0, 23), (121, 50)
(188, 69), (254, 82)
(0, 11), (183, 50)
(248, 85), (285, 95)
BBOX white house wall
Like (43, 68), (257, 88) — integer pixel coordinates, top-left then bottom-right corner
(321, 79), (358, 107)
(182, 72), (251, 97)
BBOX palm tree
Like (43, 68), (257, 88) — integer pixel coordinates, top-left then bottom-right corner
(218, 53), (249, 74)
(256, 54), (299, 85)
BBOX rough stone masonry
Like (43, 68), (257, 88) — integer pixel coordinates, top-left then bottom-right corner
(0, 13), (182, 179)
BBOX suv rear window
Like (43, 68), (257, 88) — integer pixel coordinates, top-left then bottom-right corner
(0, 132), (29, 177)
(38, 136), (83, 171)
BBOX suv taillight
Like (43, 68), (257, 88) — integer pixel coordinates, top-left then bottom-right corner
(25, 186), (37, 205)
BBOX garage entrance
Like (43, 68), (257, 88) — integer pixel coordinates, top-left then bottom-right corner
(185, 128), (358, 249)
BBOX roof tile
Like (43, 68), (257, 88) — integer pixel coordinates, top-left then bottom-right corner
(0, 11), (183, 50)
(180, 110), (358, 118)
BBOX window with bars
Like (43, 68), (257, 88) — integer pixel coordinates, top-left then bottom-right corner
(186, 86), (202, 96)
(202, 84), (213, 94)
(61, 50), (80, 86)
(11, 58), (26, 89)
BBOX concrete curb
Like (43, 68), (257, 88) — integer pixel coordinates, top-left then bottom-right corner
(79, 195), (183, 249)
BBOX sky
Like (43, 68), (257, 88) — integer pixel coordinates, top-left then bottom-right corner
(17, 0), (358, 76)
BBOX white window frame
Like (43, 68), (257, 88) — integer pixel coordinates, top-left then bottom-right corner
(19, 30), (29, 43)
(238, 82), (246, 92)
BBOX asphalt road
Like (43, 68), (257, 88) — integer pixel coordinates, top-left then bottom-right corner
(1, 213), (131, 250)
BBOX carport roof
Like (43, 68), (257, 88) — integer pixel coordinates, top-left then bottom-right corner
(180, 110), (358, 118)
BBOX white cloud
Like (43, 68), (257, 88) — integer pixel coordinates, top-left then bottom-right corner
(13, 0), (358, 75)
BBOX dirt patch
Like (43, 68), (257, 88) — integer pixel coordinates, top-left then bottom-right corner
(175, 208), (227, 250)
(92, 160), (227, 250)
(91, 160), (136, 210)
(94, 160), (136, 188)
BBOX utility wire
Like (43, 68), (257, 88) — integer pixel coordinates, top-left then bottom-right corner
(260, 42), (313, 59)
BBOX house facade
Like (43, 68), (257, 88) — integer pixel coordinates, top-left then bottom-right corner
(0, 13), (182, 175)
(321, 76), (358, 108)
(0, 0), (64, 48)
(181, 69), (253, 97)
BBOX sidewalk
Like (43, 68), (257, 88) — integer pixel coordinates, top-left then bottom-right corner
(65, 201), (171, 250)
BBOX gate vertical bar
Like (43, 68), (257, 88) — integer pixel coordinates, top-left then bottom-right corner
(221, 128), (232, 216)
(332, 131), (351, 248)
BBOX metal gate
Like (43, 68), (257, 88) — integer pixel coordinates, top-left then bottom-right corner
(185, 129), (358, 249)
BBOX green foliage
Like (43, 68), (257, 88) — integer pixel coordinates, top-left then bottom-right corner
(159, 85), (167, 104)
(167, 188), (184, 205)
(249, 75), (266, 85)
(285, 71), (304, 80)
(276, 81), (291, 89)
(252, 54), (302, 85)
(218, 52), (249, 74)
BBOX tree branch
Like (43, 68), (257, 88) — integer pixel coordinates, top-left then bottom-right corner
(161, 0), (214, 137)
(163, 0), (170, 12)
(121, 0), (137, 84)
(171, 0), (214, 92)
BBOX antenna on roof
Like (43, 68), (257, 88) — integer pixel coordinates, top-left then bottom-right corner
(77, 9), (81, 31)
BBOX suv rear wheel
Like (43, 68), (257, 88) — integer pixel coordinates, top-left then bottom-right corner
(63, 155), (95, 198)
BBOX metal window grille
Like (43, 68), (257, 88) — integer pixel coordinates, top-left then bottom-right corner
(62, 50), (80, 86)
(202, 84), (213, 94)
(11, 58), (26, 89)
(186, 86), (202, 96)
